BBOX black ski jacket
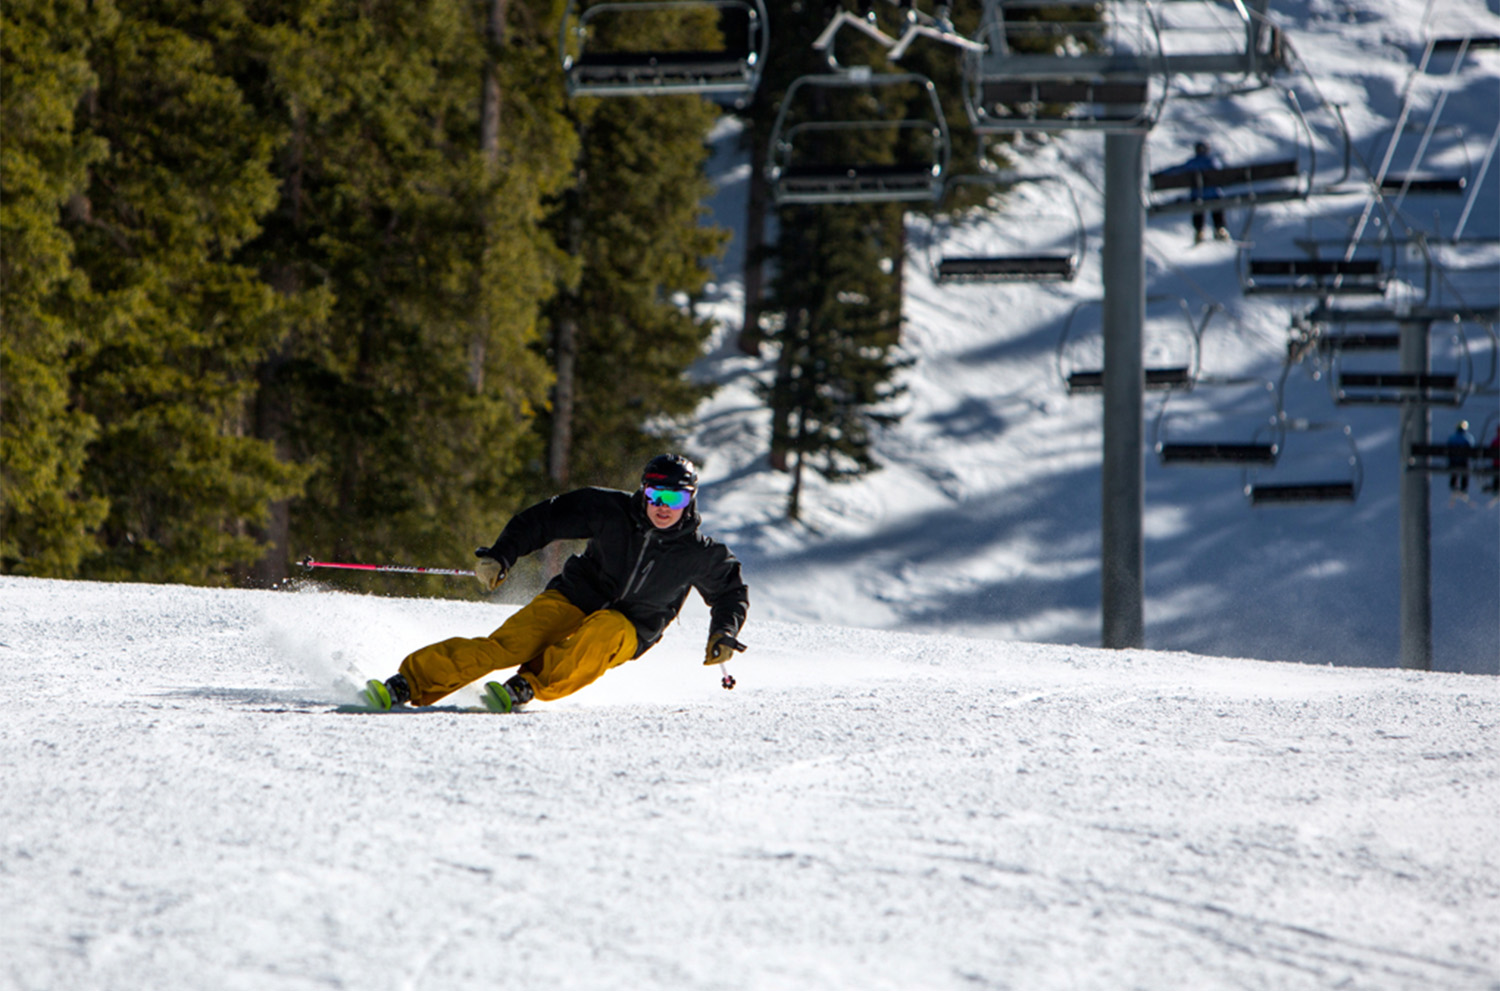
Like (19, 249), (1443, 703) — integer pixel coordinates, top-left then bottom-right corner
(486, 487), (748, 658)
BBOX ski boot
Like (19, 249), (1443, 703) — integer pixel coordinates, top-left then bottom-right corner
(362, 674), (411, 711)
(482, 675), (534, 713)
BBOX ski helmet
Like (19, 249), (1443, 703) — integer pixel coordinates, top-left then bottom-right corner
(641, 453), (698, 492)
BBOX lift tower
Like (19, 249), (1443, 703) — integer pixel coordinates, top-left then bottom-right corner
(967, 0), (1284, 647)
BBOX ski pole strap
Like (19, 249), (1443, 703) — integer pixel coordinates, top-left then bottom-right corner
(297, 555), (476, 578)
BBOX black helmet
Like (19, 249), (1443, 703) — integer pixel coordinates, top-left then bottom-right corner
(641, 453), (698, 491)
(1194, 140), (1211, 156)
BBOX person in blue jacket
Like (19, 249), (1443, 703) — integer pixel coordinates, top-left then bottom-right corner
(1447, 420), (1477, 496)
(1161, 140), (1229, 244)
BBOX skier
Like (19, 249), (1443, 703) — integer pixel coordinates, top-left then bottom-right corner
(1447, 420), (1476, 498)
(1160, 140), (1230, 244)
(363, 454), (749, 712)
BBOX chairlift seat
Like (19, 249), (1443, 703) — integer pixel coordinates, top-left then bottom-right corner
(981, 79), (1149, 108)
(1317, 331), (1400, 352)
(1244, 258), (1388, 295)
(775, 163), (942, 204)
(1335, 372), (1463, 406)
(1431, 36), (1500, 52)
(1377, 174), (1467, 195)
(1158, 442), (1278, 466)
(1067, 366), (1193, 393)
(571, 50), (756, 92)
(1248, 481), (1357, 505)
(1338, 372), (1458, 390)
(1150, 158), (1300, 194)
(936, 254), (1078, 283)
(1407, 443), (1500, 473)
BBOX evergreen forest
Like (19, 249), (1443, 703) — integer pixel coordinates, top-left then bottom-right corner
(2, 0), (1025, 588)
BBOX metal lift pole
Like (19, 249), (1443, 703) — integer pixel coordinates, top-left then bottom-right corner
(1101, 130), (1147, 649)
(1399, 318), (1433, 669)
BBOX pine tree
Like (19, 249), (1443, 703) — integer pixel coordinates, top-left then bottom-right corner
(40, 1), (310, 584)
(230, 0), (576, 588)
(751, 6), (923, 516)
(762, 201), (907, 519)
(538, 2), (728, 492)
(0, 0), (111, 576)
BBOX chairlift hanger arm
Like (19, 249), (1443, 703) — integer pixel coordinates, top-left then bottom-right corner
(813, 0), (983, 62)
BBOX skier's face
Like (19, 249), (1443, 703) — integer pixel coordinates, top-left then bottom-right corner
(647, 502), (685, 529)
(643, 485), (693, 529)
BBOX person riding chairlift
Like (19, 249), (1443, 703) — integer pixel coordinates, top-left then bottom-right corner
(1160, 140), (1230, 244)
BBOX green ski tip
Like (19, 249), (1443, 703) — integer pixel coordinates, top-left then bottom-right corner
(362, 679), (393, 711)
(482, 681), (514, 713)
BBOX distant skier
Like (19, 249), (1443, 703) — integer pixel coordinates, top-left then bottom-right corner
(362, 454), (749, 712)
(1160, 140), (1230, 244)
(1447, 420), (1476, 497)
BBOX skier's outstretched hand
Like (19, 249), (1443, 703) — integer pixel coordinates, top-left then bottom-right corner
(704, 632), (747, 666)
(474, 546), (510, 591)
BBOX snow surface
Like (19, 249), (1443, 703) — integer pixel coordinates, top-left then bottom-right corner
(692, 0), (1500, 674)
(2, 575), (1498, 990)
(5, 0), (1500, 987)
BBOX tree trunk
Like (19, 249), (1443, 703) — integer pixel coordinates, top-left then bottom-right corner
(737, 129), (769, 355)
(472, 0), (506, 394)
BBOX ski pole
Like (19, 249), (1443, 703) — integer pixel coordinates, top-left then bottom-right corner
(297, 555), (476, 578)
(714, 635), (747, 690)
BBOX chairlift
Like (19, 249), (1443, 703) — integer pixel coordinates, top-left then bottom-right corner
(1152, 379), (1282, 467)
(1147, 84), (1340, 219)
(1057, 295), (1202, 396)
(1327, 316), (1494, 407)
(926, 174), (1085, 284)
(766, 69), (950, 206)
(1151, 0), (1286, 87)
(1364, 121), (1477, 240)
(1415, 410), (1500, 480)
(963, 0), (1165, 133)
(1240, 255), (1390, 297)
(1244, 419), (1362, 506)
(560, 0), (769, 101)
(1406, 442), (1500, 476)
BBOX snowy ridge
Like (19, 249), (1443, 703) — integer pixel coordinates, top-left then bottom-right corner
(2, 575), (1497, 989)
(691, 0), (1500, 673)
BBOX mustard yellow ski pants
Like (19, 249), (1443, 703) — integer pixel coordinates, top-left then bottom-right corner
(397, 590), (638, 706)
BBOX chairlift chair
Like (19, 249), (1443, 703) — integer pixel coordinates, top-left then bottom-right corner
(1240, 255), (1390, 297)
(1152, 380), (1283, 467)
(1057, 296), (1202, 396)
(963, 0), (1165, 133)
(928, 174), (1085, 284)
(1328, 316), (1491, 407)
(560, 0), (769, 100)
(766, 69), (950, 206)
(1148, 85), (1321, 218)
(1406, 443), (1500, 476)
(1244, 419), (1362, 505)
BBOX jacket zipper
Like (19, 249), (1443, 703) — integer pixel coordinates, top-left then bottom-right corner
(618, 529), (656, 601)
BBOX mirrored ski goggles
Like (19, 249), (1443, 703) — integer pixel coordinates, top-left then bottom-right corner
(643, 486), (695, 509)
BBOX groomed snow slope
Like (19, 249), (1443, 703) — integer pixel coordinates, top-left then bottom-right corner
(2, 576), (1496, 990)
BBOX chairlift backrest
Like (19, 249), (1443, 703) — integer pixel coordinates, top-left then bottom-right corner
(766, 70), (950, 206)
(560, 0), (769, 100)
(963, 0), (1165, 133)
